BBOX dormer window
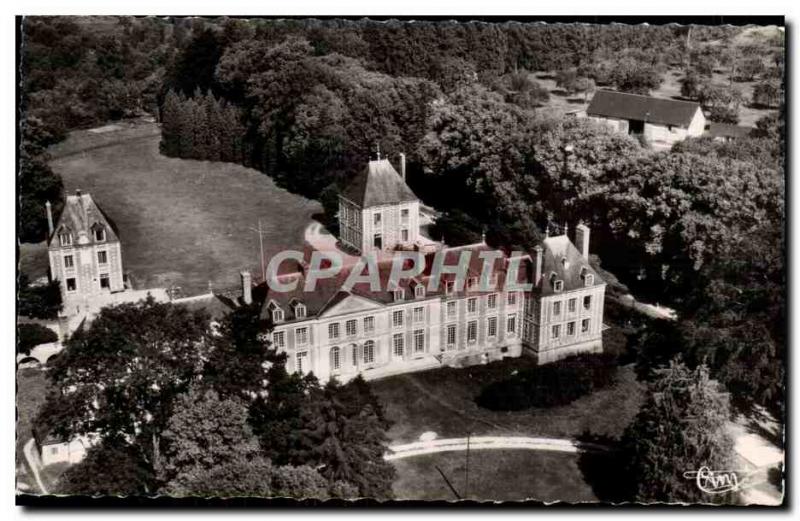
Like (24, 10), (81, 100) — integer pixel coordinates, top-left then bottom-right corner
(445, 280), (455, 295)
(554, 280), (564, 292)
(467, 277), (478, 290)
(393, 288), (405, 302)
(93, 225), (106, 242)
(584, 274), (594, 287)
(272, 309), (284, 323)
(294, 303), (306, 319)
(414, 284), (425, 298)
(59, 230), (73, 246)
(561, 256), (569, 270)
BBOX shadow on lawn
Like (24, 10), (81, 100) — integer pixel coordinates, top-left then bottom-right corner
(576, 432), (635, 504)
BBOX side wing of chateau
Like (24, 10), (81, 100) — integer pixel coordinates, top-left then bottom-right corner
(261, 157), (606, 382)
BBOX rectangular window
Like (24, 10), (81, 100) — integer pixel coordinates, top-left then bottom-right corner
(63, 255), (74, 269)
(329, 323), (340, 340)
(296, 352), (308, 374)
(94, 228), (106, 242)
(415, 285), (425, 298)
(392, 310), (404, 328)
(583, 295), (592, 310)
(467, 321), (477, 343)
(97, 251), (108, 265)
(401, 208), (409, 223)
(373, 233), (382, 249)
(507, 292), (517, 306)
(487, 316), (498, 338)
(50, 446), (58, 455)
(99, 274), (110, 289)
(507, 314), (517, 336)
(467, 297), (477, 314)
(446, 301), (457, 319)
(445, 280), (455, 294)
(487, 293), (497, 309)
(553, 301), (561, 316)
(446, 324), (456, 349)
(331, 348), (341, 371)
(374, 213), (382, 226)
(364, 316), (375, 333)
(401, 229), (409, 242)
(414, 329), (425, 353)
(59, 233), (72, 246)
(568, 298), (577, 313)
(66, 278), (77, 292)
(582, 318), (590, 333)
(552, 324), (560, 339)
(393, 333), (404, 357)
(273, 331), (285, 349)
(567, 321), (576, 336)
(413, 306), (424, 323)
(346, 319), (357, 337)
(352, 345), (359, 367)
(363, 342), (375, 364)
(295, 327), (308, 346)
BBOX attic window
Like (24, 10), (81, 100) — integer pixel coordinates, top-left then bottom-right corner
(561, 256), (569, 270)
(445, 280), (455, 295)
(394, 288), (405, 302)
(585, 274), (594, 287)
(294, 303), (306, 319)
(59, 231), (72, 246)
(414, 285), (425, 298)
(93, 226), (106, 242)
(554, 280), (564, 292)
(467, 277), (478, 290)
(272, 309), (284, 323)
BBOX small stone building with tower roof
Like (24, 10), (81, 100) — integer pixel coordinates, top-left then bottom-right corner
(46, 190), (125, 316)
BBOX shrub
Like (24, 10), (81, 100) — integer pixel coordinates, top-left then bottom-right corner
(475, 353), (617, 411)
(17, 323), (58, 355)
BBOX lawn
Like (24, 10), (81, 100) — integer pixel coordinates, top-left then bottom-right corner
(371, 356), (645, 446)
(16, 368), (52, 493)
(392, 449), (597, 503)
(28, 120), (320, 296)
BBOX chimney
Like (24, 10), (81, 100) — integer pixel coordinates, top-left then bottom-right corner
(240, 270), (252, 305)
(533, 245), (543, 286)
(575, 223), (590, 260)
(45, 201), (54, 236)
(399, 152), (406, 181)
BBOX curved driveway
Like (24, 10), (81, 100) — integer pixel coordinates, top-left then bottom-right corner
(385, 436), (609, 461)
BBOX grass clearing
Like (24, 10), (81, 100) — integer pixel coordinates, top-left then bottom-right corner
(372, 357), (644, 446)
(16, 368), (51, 469)
(392, 449), (597, 502)
(39, 121), (320, 296)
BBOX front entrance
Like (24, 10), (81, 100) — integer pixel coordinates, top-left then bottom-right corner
(628, 119), (644, 135)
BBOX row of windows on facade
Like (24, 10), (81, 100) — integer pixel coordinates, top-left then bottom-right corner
(65, 273), (112, 292)
(273, 291), (520, 340)
(551, 318), (592, 339)
(275, 312), (519, 353)
(552, 295), (593, 316)
(63, 250), (109, 269)
(295, 315), (522, 374)
(58, 226), (107, 247)
(341, 207), (411, 227)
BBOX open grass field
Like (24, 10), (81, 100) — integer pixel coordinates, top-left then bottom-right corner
(28, 120), (320, 296)
(392, 449), (597, 502)
(372, 358), (644, 446)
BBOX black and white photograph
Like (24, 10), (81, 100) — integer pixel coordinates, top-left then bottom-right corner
(11, 10), (788, 509)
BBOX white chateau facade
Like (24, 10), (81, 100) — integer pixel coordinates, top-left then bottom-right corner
(46, 191), (125, 316)
(261, 157), (606, 382)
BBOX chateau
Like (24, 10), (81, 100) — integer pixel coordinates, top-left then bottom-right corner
(260, 157), (606, 382)
(46, 191), (126, 316)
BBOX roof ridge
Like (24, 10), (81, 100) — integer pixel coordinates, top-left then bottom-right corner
(595, 89), (700, 106)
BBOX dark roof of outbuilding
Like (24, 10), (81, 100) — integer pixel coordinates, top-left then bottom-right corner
(48, 192), (120, 247)
(537, 234), (604, 296)
(706, 122), (753, 139)
(587, 90), (701, 128)
(340, 159), (419, 208)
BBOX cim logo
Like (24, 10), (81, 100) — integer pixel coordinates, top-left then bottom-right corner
(683, 467), (741, 494)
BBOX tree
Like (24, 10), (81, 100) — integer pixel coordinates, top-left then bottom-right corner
(57, 439), (155, 496)
(610, 57), (663, 94)
(159, 386), (260, 491)
(752, 79), (782, 109)
(680, 71), (702, 100)
(622, 360), (735, 504)
(45, 297), (210, 471)
(17, 323), (58, 355)
(287, 379), (395, 498)
(168, 454), (275, 497)
(17, 273), (62, 319)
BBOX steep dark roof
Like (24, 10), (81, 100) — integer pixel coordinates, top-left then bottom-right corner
(48, 192), (120, 247)
(340, 159), (419, 208)
(538, 235), (604, 296)
(587, 90), (701, 128)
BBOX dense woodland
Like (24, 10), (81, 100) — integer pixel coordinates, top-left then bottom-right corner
(20, 17), (785, 500)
